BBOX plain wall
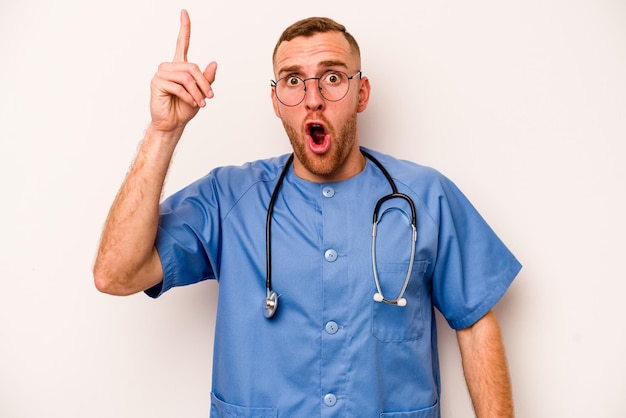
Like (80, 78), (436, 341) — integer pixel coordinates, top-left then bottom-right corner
(1, 0), (625, 416)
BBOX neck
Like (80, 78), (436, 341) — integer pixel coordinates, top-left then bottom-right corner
(293, 146), (366, 183)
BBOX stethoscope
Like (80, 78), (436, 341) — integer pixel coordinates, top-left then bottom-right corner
(264, 149), (417, 318)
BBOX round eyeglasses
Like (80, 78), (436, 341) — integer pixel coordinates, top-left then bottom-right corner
(271, 70), (362, 107)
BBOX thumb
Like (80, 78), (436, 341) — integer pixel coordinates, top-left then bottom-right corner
(204, 62), (218, 98)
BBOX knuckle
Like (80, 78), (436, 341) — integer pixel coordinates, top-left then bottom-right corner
(181, 72), (194, 85)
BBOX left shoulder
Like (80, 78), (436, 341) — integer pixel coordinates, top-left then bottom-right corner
(361, 147), (448, 189)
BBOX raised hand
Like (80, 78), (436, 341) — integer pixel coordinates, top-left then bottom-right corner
(149, 10), (217, 134)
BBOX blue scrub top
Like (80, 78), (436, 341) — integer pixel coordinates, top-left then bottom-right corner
(147, 148), (521, 417)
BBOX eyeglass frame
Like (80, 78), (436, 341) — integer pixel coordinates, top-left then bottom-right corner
(271, 70), (362, 107)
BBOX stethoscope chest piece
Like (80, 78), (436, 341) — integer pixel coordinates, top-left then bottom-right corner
(263, 291), (279, 319)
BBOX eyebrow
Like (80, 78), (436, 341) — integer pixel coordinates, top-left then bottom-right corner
(277, 60), (349, 78)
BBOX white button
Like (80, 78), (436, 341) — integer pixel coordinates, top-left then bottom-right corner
(322, 186), (335, 198)
(323, 393), (337, 407)
(324, 249), (338, 262)
(325, 321), (339, 335)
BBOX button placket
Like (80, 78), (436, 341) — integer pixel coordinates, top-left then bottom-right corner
(320, 182), (348, 416)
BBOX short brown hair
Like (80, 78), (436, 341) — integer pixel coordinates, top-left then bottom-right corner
(272, 17), (361, 65)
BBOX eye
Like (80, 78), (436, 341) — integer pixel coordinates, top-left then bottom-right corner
(286, 76), (302, 87)
(322, 72), (344, 85)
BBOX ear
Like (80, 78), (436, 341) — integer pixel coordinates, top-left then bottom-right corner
(356, 75), (371, 113)
(271, 88), (282, 118)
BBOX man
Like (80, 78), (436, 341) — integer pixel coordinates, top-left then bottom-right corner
(94, 10), (521, 417)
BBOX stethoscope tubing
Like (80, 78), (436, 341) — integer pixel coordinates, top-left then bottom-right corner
(264, 154), (294, 318)
(371, 213), (417, 306)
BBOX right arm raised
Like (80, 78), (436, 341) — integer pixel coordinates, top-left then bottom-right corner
(93, 10), (217, 295)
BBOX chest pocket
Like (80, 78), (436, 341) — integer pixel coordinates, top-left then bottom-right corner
(380, 398), (440, 417)
(370, 204), (430, 342)
(211, 392), (277, 418)
(371, 260), (430, 342)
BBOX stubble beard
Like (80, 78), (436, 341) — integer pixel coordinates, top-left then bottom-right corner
(283, 111), (359, 178)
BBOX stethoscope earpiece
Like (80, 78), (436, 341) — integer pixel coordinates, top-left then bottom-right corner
(373, 293), (408, 307)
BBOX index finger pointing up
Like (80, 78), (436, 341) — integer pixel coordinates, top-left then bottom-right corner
(173, 9), (191, 62)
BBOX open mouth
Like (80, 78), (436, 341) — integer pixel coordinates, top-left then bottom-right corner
(307, 123), (327, 145)
(305, 121), (331, 154)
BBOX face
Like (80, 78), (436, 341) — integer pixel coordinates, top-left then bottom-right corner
(272, 31), (370, 182)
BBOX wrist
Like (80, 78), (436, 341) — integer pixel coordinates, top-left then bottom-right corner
(137, 125), (184, 168)
(145, 123), (185, 145)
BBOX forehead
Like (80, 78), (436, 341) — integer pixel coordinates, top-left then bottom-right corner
(273, 31), (358, 75)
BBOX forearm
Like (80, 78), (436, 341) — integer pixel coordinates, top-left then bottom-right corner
(456, 310), (514, 418)
(93, 126), (182, 295)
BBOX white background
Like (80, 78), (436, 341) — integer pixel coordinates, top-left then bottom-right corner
(1, 0), (625, 416)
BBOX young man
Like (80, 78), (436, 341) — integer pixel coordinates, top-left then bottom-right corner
(94, 10), (521, 417)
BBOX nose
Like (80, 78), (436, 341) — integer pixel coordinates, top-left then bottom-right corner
(303, 79), (325, 111)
